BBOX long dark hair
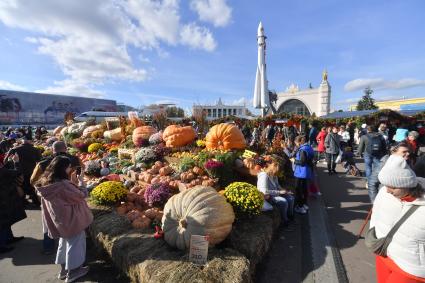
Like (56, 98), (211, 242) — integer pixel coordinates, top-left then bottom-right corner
(39, 156), (71, 186)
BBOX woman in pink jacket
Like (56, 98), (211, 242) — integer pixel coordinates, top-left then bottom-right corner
(36, 156), (93, 283)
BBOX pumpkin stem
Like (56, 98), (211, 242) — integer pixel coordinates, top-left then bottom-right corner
(179, 218), (187, 229)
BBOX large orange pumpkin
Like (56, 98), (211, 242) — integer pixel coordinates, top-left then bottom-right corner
(205, 123), (246, 150)
(162, 125), (196, 147)
(133, 126), (157, 146)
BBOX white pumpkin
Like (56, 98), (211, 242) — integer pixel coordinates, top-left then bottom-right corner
(162, 186), (235, 250)
(83, 124), (104, 137)
(103, 128), (122, 141)
(67, 122), (87, 135)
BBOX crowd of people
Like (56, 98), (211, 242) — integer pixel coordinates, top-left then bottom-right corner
(0, 127), (91, 283)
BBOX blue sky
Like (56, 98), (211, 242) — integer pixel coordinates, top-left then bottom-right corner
(1, 0), (425, 113)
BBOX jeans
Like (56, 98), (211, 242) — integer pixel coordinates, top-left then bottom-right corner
(0, 226), (13, 248)
(295, 178), (309, 207)
(270, 195), (295, 223)
(364, 154), (382, 202)
(326, 153), (338, 171)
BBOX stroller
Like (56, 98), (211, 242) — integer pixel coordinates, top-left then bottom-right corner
(341, 147), (361, 177)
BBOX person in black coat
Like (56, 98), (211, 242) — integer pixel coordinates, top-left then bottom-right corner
(5, 138), (42, 205)
(0, 153), (26, 253)
(414, 154), (425, 178)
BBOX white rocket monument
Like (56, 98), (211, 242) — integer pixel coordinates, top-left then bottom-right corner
(253, 22), (269, 116)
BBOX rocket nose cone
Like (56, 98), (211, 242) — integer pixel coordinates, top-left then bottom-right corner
(258, 22), (264, 35)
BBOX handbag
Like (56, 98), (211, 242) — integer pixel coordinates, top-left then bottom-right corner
(365, 205), (419, 256)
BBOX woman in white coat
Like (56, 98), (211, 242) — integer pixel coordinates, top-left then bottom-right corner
(370, 154), (425, 282)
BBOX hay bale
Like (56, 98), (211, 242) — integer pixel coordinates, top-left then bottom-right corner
(88, 207), (252, 283)
(229, 208), (281, 273)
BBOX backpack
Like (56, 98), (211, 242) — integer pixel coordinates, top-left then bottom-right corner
(367, 134), (384, 157)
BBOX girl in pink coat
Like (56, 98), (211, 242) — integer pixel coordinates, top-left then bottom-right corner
(36, 156), (93, 283)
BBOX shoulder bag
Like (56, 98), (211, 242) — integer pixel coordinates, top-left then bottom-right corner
(365, 205), (419, 257)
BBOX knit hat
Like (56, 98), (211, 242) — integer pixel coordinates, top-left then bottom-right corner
(378, 155), (417, 188)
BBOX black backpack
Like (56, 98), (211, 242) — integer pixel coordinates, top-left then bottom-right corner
(367, 134), (384, 157)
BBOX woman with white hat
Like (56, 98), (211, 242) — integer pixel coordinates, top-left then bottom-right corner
(369, 154), (425, 282)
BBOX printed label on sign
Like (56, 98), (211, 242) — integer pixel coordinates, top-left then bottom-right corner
(189, 235), (209, 265)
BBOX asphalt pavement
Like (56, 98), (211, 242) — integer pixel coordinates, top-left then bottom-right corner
(316, 159), (376, 283)
(0, 209), (128, 283)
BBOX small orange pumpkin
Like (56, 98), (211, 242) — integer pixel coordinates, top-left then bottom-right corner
(162, 125), (196, 147)
(205, 123), (246, 150)
(133, 126), (157, 146)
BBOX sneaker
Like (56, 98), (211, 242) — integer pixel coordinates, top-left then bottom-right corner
(294, 206), (307, 215)
(58, 269), (67, 280)
(65, 266), (89, 283)
(303, 204), (309, 210)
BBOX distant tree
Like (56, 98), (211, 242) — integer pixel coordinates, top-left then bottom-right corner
(356, 87), (378, 110)
(245, 109), (254, 116)
(166, 106), (185, 117)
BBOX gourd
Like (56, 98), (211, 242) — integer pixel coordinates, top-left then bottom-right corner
(83, 125), (104, 138)
(205, 123), (246, 150)
(162, 186), (235, 250)
(159, 166), (172, 176)
(162, 125), (196, 147)
(133, 126), (157, 146)
(53, 126), (64, 136)
(104, 128), (122, 141)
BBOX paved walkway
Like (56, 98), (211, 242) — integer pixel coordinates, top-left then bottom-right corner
(316, 159), (376, 283)
(0, 209), (128, 283)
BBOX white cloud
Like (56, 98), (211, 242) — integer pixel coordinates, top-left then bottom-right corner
(180, 23), (216, 51)
(0, 0), (227, 96)
(155, 100), (177, 105)
(190, 0), (232, 27)
(344, 78), (425, 92)
(0, 80), (27, 91)
(230, 97), (248, 106)
(37, 80), (104, 98)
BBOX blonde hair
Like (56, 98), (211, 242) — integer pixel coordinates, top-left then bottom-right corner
(264, 161), (280, 176)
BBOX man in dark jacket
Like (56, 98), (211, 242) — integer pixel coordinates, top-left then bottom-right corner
(358, 126), (387, 195)
(0, 153), (26, 253)
(5, 138), (42, 205)
(308, 124), (318, 147)
(414, 154), (425, 178)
